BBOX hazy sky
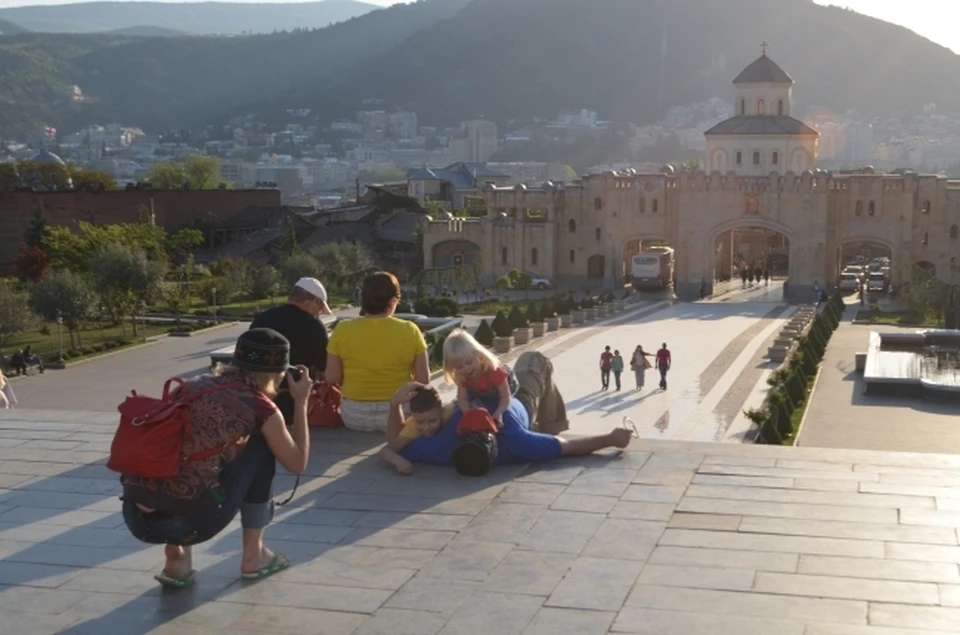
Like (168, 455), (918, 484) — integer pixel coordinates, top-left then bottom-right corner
(0, 0), (957, 54)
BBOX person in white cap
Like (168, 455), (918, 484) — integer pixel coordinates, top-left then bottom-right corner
(251, 277), (332, 423)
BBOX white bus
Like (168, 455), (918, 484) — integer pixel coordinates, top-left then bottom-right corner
(632, 247), (674, 290)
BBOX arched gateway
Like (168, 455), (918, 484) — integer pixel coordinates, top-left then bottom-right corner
(420, 46), (960, 299)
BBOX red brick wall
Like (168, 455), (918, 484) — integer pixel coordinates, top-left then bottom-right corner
(0, 188), (281, 270)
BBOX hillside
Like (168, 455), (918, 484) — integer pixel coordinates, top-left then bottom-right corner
(0, 18), (29, 35)
(261, 0), (960, 127)
(0, 0), (471, 136)
(105, 26), (186, 37)
(0, 0), (376, 36)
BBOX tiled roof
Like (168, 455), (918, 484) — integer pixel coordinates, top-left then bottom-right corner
(406, 163), (508, 190)
(733, 54), (794, 84)
(704, 116), (818, 136)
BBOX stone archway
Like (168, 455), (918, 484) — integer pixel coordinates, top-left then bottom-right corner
(701, 218), (796, 297)
(432, 239), (481, 268)
(837, 238), (895, 287)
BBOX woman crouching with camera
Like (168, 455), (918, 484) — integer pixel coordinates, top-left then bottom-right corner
(121, 328), (312, 588)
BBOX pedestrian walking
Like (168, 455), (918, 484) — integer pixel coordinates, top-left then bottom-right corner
(631, 345), (653, 390)
(611, 350), (624, 391)
(763, 269), (770, 285)
(655, 343), (672, 390)
(599, 346), (613, 391)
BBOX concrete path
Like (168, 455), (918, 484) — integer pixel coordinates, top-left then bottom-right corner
(429, 299), (792, 443)
(1, 408), (960, 633)
(797, 313), (960, 454)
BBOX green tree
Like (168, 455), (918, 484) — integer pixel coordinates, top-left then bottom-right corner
(0, 283), (33, 348)
(182, 155), (219, 189)
(167, 227), (205, 258)
(29, 270), (96, 348)
(280, 252), (319, 286)
(68, 166), (117, 191)
(23, 204), (49, 249)
(495, 275), (512, 300)
(90, 244), (168, 337)
(310, 243), (349, 282)
(339, 241), (376, 274)
(17, 159), (71, 191)
(280, 215), (299, 257)
(250, 265), (282, 300)
(147, 160), (185, 189)
(46, 221), (168, 271)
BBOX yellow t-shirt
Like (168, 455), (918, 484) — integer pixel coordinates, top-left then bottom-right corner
(400, 402), (456, 439)
(328, 316), (427, 402)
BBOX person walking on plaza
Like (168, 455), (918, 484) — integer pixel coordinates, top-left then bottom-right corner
(251, 277), (332, 424)
(656, 342), (672, 390)
(611, 350), (624, 391)
(599, 346), (614, 391)
(631, 345), (653, 390)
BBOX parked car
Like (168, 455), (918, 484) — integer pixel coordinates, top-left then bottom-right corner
(522, 272), (554, 289)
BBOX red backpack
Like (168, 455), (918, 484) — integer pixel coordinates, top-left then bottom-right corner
(308, 380), (343, 428)
(107, 377), (242, 478)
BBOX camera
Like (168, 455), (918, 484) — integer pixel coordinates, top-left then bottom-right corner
(286, 366), (302, 382)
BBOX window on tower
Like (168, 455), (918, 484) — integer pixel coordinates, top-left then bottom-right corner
(778, 99), (784, 116)
(740, 99), (745, 115)
(753, 152), (761, 165)
(772, 152), (779, 165)
(758, 99), (765, 115)
(736, 151), (742, 165)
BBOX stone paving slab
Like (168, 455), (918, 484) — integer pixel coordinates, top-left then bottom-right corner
(0, 410), (960, 633)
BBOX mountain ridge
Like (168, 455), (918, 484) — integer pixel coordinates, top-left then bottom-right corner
(0, 0), (378, 35)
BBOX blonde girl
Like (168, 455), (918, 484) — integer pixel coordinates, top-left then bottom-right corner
(442, 329), (516, 425)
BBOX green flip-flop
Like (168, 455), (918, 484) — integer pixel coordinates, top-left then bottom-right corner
(154, 569), (197, 589)
(241, 553), (291, 580)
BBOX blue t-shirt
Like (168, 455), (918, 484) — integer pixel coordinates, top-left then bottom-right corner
(401, 399), (562, 466)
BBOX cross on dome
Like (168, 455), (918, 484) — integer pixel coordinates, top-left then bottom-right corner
(761, 40), (769, 56)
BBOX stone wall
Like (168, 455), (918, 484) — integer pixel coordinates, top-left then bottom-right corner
(422, 170), (960, 296)
(0, 188), (281, 271)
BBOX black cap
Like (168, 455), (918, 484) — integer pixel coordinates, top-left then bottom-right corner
(452, 431), (498, 477)
(233, 328), (290, 372)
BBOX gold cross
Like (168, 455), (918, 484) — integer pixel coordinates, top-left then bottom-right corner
(761, 40), (769, 55)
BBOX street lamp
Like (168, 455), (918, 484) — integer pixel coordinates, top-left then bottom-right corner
(211, 286), (218, 324)
(56, 311), (63, 365)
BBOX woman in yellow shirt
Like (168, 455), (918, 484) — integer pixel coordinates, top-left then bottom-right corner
(326, 271), (430, 432)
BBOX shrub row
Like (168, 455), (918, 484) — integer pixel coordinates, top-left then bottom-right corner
(472, 292), (625, 346)
(746, 293), (846, 445)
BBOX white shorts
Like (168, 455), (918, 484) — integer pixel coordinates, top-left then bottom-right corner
(340, 398), (391, 433)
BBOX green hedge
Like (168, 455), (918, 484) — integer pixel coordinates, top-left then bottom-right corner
(474, 319), (494, 347)
(746, 294), (846, 445)
(491, 311), (513, 337)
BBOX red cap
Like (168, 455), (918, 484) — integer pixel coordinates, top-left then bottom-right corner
(457, 408), (498, 435)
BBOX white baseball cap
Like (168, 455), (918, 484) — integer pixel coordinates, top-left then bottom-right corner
(294, 277), (332, 314)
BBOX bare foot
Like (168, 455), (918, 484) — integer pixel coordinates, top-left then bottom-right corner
(163, 544), (192, 578)
(241, 545), (286, 575)
(609, 428), (633, 449)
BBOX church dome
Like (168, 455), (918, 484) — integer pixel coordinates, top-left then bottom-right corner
(30, 150), (67, 165)
(733, 53), (793, 84)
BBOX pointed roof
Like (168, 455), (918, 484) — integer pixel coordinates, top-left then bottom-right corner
(704, 116), (818, 136)
(733, 54), (793, 84)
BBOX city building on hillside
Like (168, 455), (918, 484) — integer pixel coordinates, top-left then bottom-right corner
(420, 44), (960, 300)
(388, 111), (419, 140)
(448, 120), (498, 163)
(406, 162), (509, 209)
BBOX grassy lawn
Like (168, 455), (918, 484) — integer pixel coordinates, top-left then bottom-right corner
(2, 319), (176, 365)
(153, 293), (352, 319)
(854, 308), (941, 327)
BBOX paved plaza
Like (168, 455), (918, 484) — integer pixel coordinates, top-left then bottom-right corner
(1, 289), (960, 633)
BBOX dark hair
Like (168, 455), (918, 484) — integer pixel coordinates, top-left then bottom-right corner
(361, 271), (401, 315)
(453, 432), (497, 477)
(409, 386), (442, 414)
